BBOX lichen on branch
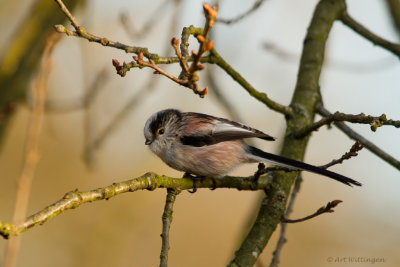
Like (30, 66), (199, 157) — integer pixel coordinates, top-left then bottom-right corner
(0, 172), (272, 239)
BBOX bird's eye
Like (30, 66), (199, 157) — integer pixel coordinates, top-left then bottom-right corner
(156, 127), (165, 135)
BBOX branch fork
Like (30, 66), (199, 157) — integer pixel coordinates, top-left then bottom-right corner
(295, 110), (400, 138)
(111, 3), (218, 98)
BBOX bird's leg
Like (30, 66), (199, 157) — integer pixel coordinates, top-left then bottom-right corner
(209, 178), (217, 191)
(183, 173), (217, 192)
(183, 173), (202, 193)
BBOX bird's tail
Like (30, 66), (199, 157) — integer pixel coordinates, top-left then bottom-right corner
(246, 146), (361, 187)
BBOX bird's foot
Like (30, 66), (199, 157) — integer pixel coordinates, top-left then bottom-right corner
(209, 178), (217, 191)
(183, 173), (202, 193)
(183, 173), (217, 193)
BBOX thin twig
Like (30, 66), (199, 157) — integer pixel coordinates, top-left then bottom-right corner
(253, 141), (362, 178)
(321, 141), (363, 169)
(110, 53), (197, 78)
(295, 111), (400, 137)
(120, 0), (172, 39)
(83, 85), (149, 154)
(317, 104), (400, 170)
(53, 0), (80, 29)
(160, 188), (180, 267)
(206, 64), (244, 123)
(133, 53), (190, 87)
(54, 0), (158, 58)
(4, 32), (60, 267)
(230, 3), (364, 261)
(209, 47), (292, 116)
(44, 66), (109, 112)
(264, 41), (397, 73)
(282, 200), (342, 223)
(85, 1), (181, 155)
(189, 4), (217, 73)
(180, 26), (203, 59)
(269, 174), (302, 267)
(53, 1), (290, 115)
(54, 0), (290, 112)
(268, 122), (364, 267)
(112, 3), (216, 97)
(341, 10), (400, 58)
(82, 67), (110, 166)
(217, 0), (267, 24)
(0, 172), (273, 240)
(170, 3), (218, 97)
(171, 38), (190, 75)
(113, 4), (218, 97)
(44, 66), (110, 166)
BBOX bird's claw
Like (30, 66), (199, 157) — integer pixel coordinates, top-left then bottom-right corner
(183, 173), (217, 193)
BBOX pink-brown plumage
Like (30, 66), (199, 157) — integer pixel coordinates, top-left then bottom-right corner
(144, 109), (361, 187)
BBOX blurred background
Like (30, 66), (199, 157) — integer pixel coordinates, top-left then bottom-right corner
(0, 0), (399, 266)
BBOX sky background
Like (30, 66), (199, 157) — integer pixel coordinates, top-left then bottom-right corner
(0, 0), (399, 266)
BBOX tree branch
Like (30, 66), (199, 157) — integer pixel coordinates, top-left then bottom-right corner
(119, 0), (172, 39)
(110, 26), (205, 77)
(317, 105), (400, 171)
(321, 141), (363, 169)
(208, 48), (292, 116)
(264, 41), (397, 73)
(340, 10), (400, 58)
(53, 0), (156, 57)
(55, 0), (216, 97)
(4, 32), (60, 267)
(269, 174), (302, 267)
(282, 200), (342, 223)
(53, 0), (291, 115)
(83, 2), (181, 160)
(44, 67), (109, 112)
(217, 0), (268, 24)
(160, 188), (180, 267)
(230, 1), (347, 265)
(295, 111), (400, 137)
(0, 173), (272, 240)
(386, 0), (400, 36)
(268, 139), (358, 267)
(206, 65), (244, 123)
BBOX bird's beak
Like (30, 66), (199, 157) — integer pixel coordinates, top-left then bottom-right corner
(145, 139), (152, 145)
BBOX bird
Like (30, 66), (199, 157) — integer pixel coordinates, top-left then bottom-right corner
(143, 109), (361, 191)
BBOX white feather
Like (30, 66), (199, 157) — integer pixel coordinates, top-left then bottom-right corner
(212, 123), (252, 134)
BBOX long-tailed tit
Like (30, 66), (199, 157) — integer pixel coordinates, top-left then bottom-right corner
(144, 109), (361, 187)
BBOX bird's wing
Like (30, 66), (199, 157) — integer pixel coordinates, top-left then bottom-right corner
(180, 112), (275, 147)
